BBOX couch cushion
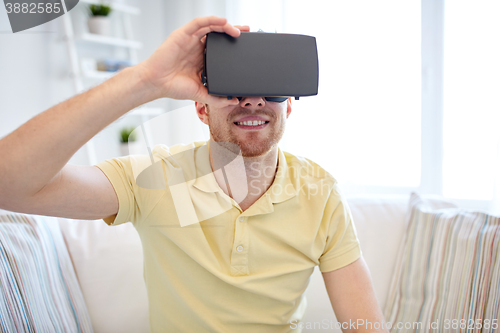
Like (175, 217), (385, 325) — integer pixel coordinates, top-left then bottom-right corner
(302, 194), (458, 331)
(350, 193), (458, 309)
(384, 192), (500, 330)
(0, 211), (93, 332)
(57, 218), (149, 333)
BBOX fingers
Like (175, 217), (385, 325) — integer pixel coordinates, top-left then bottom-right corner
(184, 16), (227, 36)
(234, 25), (250, 32)
(193, 22), (241, 40)
(198, 23), (249, 46)
(184, 16), (242, 40)
(194, 26), (225, 40)
(185, 16), (249, 42)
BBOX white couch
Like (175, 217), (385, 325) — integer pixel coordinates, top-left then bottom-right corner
(1, 193), (460, 332)
(49, 193), (447, 332)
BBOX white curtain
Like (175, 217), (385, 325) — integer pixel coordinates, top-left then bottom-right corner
(442, 0), (500, 213)
(491, 140), (500, 215)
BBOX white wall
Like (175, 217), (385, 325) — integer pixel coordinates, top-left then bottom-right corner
(0, 15), (74, 142)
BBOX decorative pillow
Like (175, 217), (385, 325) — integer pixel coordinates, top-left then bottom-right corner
(0, 212), (93, 333)
(384, 193), (500, 332)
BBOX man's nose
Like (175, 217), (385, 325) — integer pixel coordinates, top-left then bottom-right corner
(238, 97), (266, 108)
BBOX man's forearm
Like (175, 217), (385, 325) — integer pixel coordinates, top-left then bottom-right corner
(323, 257), (389, 333)
(0, 65), (158, 201)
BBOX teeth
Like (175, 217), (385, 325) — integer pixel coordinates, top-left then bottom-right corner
(236, 120), (267, 126)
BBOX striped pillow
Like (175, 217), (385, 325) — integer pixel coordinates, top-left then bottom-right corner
(384, 193), (500, 332)
(0, 212), (93, 333)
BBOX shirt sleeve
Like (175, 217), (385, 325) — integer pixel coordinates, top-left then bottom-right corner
(94, 156), (137, 226)
(318, 183), (362, 273)
(94, 151), (168, 226)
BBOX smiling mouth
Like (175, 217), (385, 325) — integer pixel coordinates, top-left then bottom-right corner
(233, 120), (270, 126)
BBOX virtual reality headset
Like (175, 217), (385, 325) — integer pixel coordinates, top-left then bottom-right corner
(202, 32), (319, 102)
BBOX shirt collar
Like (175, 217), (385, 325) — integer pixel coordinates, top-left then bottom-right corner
(268, 147), (298, 204)
(192, 141), (298, 207)
(192, 142), (219, 193)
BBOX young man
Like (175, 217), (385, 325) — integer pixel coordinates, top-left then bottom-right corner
(0, 16), (387, 332)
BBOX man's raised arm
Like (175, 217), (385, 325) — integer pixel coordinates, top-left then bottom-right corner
(0, 16), (242, 218)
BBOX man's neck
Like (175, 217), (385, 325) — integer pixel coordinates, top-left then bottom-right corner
(208, 140), (279, 212)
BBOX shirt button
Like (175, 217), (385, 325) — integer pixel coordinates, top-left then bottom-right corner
(239, 217), (245, 222)
(236, 246), (244, 252)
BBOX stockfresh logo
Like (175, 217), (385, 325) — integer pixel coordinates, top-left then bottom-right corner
(4, 0), (79, 33)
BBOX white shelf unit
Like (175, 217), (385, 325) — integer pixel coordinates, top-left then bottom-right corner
(128, 107), (164, 117)
(78, 32), (143, 49)
(62, 0), (160, 165)
(79, 0), (140, 15)
(81, 69), (116, 80)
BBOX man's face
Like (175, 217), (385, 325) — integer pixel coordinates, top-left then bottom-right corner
(197, 97), (292, 158)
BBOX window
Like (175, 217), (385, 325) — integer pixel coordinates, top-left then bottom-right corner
(225, 0), (498, 209)
(443, 0), (500, 201)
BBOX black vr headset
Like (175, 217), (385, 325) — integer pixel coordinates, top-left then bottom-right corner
(202, 32), (319, 102)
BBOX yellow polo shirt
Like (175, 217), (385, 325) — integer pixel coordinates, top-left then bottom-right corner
(95, 140), (361, 333)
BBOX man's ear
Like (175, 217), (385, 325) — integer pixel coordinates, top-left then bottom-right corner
(195, 102), (209, 125)
(286, 98), (292, 119)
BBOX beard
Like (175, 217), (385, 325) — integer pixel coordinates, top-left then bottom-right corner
(206, 105), (286, 158)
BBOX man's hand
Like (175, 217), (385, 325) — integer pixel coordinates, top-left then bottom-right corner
(138, 16), (249, 108)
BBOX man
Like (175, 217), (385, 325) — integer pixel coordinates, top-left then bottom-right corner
(0, 16), (387, 332)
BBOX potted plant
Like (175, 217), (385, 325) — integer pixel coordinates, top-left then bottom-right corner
(119, 126), (138, 156)
(87, 3), (112, 35)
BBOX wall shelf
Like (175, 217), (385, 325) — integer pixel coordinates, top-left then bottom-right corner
(128, 107), (164, 117)
(63, 1), (161, 164)
(78, 33), (143, 49)
(82, 70), (117, 79)
(79, 0), (140, 15)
